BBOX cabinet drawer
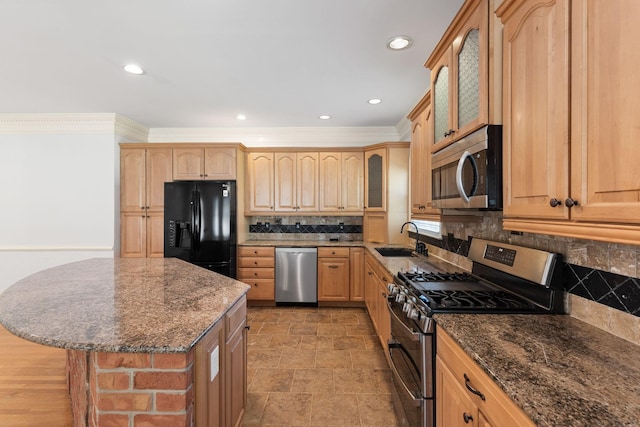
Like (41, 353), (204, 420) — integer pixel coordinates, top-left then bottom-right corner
(436, 327), (535, 427)
(245, 279), (275, 300)
(238, 268), (275, 279)
(225, 296), (247, 338)
(318, 247), (350, 258)
(238, 246), (275, 257)
(238, 257), (275, 268)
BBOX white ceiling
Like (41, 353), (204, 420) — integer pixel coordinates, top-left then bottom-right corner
(1, 0), (464, 129)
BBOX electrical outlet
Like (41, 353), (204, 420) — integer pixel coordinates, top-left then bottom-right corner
(339, 222), (344, 230)
(295, 222), (301, 230)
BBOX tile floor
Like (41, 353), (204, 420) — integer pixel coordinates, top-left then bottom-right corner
(244, 305), (400, 427)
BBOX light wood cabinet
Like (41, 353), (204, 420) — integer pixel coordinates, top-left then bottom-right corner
(237, 246), (275, 300)
(498, 0), (640, 244)
(274, 152), (319, 212)
(408, 92), (441, 219)
(318, 152), (365, 213)
(246, 153), (275, 213)
(317, 247), (350, 302)
(195, 297), (247, 427)
(436, 326), (535, 427)
(426, 0), (500, 152)
(173, 147), (236, 180)
(363, 143), (410, 244)
(120, 147), (172, 258)
(349, 247), (365, 301)
(364, 251), (391, 351)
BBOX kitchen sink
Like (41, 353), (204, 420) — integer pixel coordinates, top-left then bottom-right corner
(375, 247), (416, 257)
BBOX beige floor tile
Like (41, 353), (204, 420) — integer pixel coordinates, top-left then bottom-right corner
(278, 350), (317, 369)
(305, 312), (334, 323)
(248, 321), (264, 334)
(289, 323), (318, 335)
(248, 334), (273, 349)
(278, 311), (304, 322)
(357, 393), (399, 427)
(244, 392), (269, 424)
(309, 394), (360, 426)
(318, 323), (347, 336)
(252, 311), (282, 322)
(316, 350), (352, 369)
(332, 312), (360, 324)
(259, 322), (292, 335)
(333, 335), (366, 350)
(346, 322), (377, 336)
(291, 368), (334, 394)
(269, 334), (302, 349)
(248, 349), (282, 368)
(333, 368), (382, 394)
(260, 392), (313, 425)
(249, 368), (295, 392)
(299, 335), (333, 350)
(350, 350), (389, 370)
(363, 335), (381, 350)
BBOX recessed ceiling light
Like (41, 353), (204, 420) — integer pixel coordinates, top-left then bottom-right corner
(236, 114), (247, 120)
(123, 64), (144, 75)
(387, 36), (413, 50)
(368, 98), (382, 105)
(319, 115), (331, 120)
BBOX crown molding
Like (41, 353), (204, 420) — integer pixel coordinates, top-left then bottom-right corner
(395, 117), (412, 142)
(147, 126), (401, 147)
(114, 114), (149, 142)
(0, 113), (117, 134)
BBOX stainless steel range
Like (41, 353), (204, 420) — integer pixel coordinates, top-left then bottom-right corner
(386, 238), (564, 427)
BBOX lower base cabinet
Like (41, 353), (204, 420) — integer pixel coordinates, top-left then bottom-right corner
(364, 251), (391, 351)
(195, 296), (247, 427)
(436, 326), (535, 427)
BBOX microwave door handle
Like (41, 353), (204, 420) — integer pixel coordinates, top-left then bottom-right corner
(456, 150), (472, 203)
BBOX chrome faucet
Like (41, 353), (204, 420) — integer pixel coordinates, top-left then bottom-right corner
(400, 221), (420, 253)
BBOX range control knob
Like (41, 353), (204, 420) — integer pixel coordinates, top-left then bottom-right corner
(387, 283), (398, 296)
(395, 293), (406, 303)
(403, 302), (413, 314)
(408, 308), (420, 320)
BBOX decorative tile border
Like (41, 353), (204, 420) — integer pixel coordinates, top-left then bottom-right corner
(250, 223), (362, 234)
(413, 232), (640, 318)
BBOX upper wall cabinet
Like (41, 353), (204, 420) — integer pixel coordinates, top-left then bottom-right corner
(498, 0), (640, 245)
(408, 92), (441, 218)
(173, 146), (236, 180)
(426, 0), (501, 152)
(245, 150), (364, 216)
(246, 152), (275, 213)
(318, 152), (364, 213)
(274, 152), (319, 212)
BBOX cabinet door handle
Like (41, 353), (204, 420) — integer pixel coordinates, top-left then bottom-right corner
(565, 198), (579, 208)
(464, 373), (486, 401)
(328, 265), (339, 269)
(549, 198), (562, 207)
(463, 413), (473, 424)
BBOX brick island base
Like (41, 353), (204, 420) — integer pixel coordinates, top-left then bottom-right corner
(67, 348), (195, 427)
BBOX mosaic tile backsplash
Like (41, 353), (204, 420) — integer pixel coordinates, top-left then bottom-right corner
(248, 216), (362, 241)
(411, 212), (640, 318)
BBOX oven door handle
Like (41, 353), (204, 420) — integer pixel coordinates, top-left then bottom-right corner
(388, 345), (423, 404)
(455, 150), (474, 203)
(387, 301), (421, 342)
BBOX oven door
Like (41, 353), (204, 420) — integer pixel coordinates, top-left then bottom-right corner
(388, 301), (433, 427)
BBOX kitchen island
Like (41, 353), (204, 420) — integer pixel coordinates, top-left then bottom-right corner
(0, 258), (250, 427)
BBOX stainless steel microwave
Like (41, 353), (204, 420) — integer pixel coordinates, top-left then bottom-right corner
(431, 125), (502, 209)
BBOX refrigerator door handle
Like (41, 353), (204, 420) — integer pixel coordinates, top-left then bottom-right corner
(190, 190), (199, 253)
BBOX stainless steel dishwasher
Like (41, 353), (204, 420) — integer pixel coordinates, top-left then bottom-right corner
(275, 247), (318, 304)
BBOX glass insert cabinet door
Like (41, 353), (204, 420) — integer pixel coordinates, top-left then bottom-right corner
(365, 151), (384, 210)
(457, 29), (480, 129)
(433, 65), (450, 146)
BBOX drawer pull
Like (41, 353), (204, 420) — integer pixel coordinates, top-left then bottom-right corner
(463, 413), (473, 423)
(328, 265), (339, 269)
(464, 373), (486, 401)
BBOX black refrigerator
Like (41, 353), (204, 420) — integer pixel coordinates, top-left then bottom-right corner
(164, 181), (236, 278)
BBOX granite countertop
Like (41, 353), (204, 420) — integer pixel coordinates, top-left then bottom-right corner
(0, 258), (250, 353)
(434, 314), (640, 427)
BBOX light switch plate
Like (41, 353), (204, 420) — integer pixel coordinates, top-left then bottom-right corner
(210, 346), (219, 382)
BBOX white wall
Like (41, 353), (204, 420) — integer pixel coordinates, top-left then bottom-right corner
(0, 132), (116, 293)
